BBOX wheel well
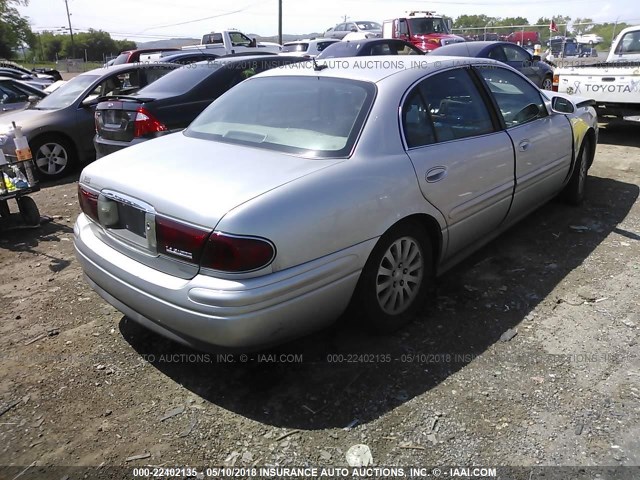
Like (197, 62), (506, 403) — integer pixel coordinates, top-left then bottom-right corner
(583, 128), (596, 168)
(390, 214), (442, 270)
(29, 132), (78, 160)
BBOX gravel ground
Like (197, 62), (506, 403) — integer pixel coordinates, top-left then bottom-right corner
(0, 121), (639, 479)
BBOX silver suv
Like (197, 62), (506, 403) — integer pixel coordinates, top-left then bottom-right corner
(323, 21), (382, 39)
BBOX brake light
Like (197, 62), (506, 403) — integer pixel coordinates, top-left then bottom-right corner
(155, 216), (210, 263)
(133, 106), (167, 138)
(552, 74), (559, 92)
(78, 185), (99, 223)
(201, 232), (275, 272)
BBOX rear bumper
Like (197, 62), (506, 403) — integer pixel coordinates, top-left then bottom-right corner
(74, 214), (368, 350)
(94, 135), (148, 159)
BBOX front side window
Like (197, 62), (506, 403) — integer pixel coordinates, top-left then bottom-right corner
(229, 32), (252, 46)
(417, 68), (495, 141)
(186, 76), (375, 158)
(476, 66), (547, 127)
(503, 45), (529, 62)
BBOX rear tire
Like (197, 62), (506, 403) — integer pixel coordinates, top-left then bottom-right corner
(563, 137), (592, 205)
(541, 75), (553, 90)
(356, 221), (433, 333)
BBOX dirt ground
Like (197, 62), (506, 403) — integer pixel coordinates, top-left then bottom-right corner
(0, 121), (639, 479)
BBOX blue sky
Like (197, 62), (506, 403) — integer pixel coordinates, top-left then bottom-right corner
(18, 0), (640, 41)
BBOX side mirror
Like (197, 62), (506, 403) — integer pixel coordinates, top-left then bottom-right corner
(81, 96), (99, 108)
(532, 54), (541, 62)
(446, 19), (453, 31)
(551, 96), (575, 114)
(27, 95), (40, 104)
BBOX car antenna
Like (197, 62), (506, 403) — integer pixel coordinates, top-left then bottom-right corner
(312, 57), (328, 71)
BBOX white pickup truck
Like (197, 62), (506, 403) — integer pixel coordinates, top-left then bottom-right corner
(181, 30), (281, 55)
(553, 25), (640, 121)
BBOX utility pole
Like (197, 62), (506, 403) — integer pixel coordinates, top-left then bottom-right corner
(278, 0), (282, 45)
(63, 0), (75, 59)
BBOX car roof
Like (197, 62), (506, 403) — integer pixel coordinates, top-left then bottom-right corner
(257, 55), (500, 83)
(430, 41), (519, 56)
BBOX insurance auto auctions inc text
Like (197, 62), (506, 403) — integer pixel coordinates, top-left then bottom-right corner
(198, 466), (498, 478)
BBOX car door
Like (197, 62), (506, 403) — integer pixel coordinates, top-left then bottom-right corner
(475, 66), (573, 222)
(402, 67), (515, 258)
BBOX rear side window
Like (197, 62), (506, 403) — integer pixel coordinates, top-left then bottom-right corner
(417, 68), (495, 141)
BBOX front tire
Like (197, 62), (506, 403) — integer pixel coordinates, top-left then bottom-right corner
(31, 135), (77, 180)
(357, 222), (433, 333)
(563, 137), (592, 205)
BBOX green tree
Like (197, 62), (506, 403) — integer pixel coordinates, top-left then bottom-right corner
(495, 17), (529, 27)
(0, 0), (33, 59)
(114, 39), (136, 53)
(454, 14), (497, 29)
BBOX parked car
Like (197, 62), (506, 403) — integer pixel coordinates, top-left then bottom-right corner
(506, 30), (540, 46)
(111, 48), (180, 65)
(0, 77), (47, 114)
(430, 41), (554, 90)
(0, 67), (54, 90)
(281, 38), (340, 57)
(316, 38), (424, 59)
(94, 55), (306, 158)
(0, 63), (179, 179)
(575, 33), (604, 45)
(323, 21), (382, 40)
(74, 56), (598, 351)
(0, 60), (62, 82)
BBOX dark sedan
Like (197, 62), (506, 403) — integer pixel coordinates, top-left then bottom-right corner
(430, 41), (554, 90)
(0, 63), (179, 179)
(94, 55), (306, 158)
(316, 38), (424, 59)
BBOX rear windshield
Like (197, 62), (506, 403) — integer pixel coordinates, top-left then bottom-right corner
(138, 62), (222, 96)
(185, 76), (376, 158)
(282, 43), (309, 53)
(317, 42), (362, 59)
(112, 52), (131, 65)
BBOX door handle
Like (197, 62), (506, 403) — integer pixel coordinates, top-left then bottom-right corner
(425, 166), (447, 183)
(518, 140), (531, 152)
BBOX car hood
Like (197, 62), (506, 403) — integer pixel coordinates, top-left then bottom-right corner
(0, 108), (59, 135)
(80, 132), (345, 228)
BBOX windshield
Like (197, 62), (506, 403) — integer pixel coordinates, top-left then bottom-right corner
(356, 22), (382, 31)
(185, 76), (375, 158)
(112, 52), (131, 65)
(408, 17), (449, 35)
(34, 74), (98, 110)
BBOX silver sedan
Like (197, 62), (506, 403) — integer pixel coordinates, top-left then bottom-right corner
(74, 56), (598, 350)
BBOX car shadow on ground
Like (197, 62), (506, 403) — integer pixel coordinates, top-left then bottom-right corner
(597, 121), (640, 147)
(120, 175), (639, 430)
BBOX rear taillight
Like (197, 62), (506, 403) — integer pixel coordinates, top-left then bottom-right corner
(552, 74), (559, 92)
(201, 232), (275, 272)
(133, 106), (167, 138)
(78, 185), (99, 223)
(155, 216), (210, 263)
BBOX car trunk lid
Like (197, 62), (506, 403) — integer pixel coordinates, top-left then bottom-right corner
(79, 133), (344, 277)
(95, 96), (157, 142)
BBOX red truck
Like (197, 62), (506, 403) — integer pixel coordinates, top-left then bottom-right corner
(382, 11), (465, 52)
(506, 31), (540, 47)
